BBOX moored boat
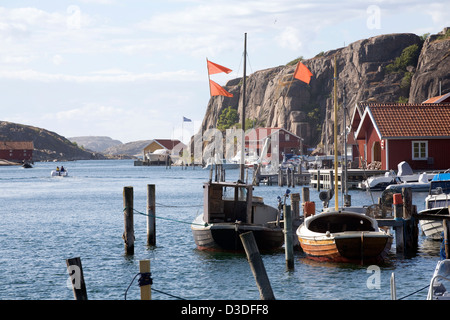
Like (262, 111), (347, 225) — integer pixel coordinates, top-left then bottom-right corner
(427, 259), (450, 300)
(418, 173), (450, 240)
(296, 210), (393, 264)
(191, 181), (285, 251)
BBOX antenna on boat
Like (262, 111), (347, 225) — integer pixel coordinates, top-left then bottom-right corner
(333, 55), (339, 211)
(239, 33), (247, 182)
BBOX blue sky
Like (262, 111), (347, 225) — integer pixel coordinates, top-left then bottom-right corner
(0, 0), (448, 143)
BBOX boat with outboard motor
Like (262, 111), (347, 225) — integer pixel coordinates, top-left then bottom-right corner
(359, 161), (434, 191)
(51, 166), (68, 177)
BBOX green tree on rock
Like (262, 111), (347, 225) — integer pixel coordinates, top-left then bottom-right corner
(217, 106), (239, 131)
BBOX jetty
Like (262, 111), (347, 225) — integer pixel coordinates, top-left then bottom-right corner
(309, 168), (388, 190)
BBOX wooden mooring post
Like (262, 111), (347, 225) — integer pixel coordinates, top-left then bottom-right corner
(139, 260), (152, 300)
(123, 186), (135, 255)
(239, 231), (275, 300)
(444, 219), (450, 259)
(147, 184), (156, 246)
(284, 205), (294, 270)
(66, 257), (88, 300)
(379, 187), (419, 257)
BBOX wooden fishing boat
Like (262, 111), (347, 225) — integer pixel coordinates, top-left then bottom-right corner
(191, 181), (284, 251)
(296, 57), (392, 264)
(296, 210), (393, 263)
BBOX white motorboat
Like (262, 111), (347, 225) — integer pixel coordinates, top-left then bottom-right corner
(418, 173), (450, 240)
(385, 172), (433, 193)
(203, 156), (239, 170)
(360, 161), (434, 191)
(51, 169), (68, 177)
(427, 259), (450, 300)
(146, 149), (169, 162)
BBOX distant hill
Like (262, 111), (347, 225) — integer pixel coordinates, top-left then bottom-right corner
(68, 136), (123, 152)
(0, 121), (105, 161)
(102, 140), (151, 158)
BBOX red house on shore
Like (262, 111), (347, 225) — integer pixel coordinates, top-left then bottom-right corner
(245, 127), (304, 162)
(0, 141), (34, 163)
(351, 103), (450, 171)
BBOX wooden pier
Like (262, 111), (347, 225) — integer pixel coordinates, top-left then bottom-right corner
(252, 165), (310, 186)
(309, 169), (388, 190)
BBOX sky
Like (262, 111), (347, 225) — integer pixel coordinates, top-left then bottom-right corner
(0, 0), (449, 144)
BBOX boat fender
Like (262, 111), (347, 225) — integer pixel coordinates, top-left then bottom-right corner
(304, 201), (315, 218)
(393, 193), (403, 205)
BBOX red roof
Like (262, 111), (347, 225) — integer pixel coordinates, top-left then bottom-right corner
(355, 104), (450, 139)
(422, 92), (450, 104)
(153, 139), (183, 150)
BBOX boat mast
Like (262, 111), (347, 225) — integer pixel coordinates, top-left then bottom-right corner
(239, 33), (247, 181)
(333, 55), (339, 211)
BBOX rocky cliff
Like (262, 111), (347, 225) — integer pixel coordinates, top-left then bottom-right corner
(0, 121), (105, 161)
(200, 28), (450, 153)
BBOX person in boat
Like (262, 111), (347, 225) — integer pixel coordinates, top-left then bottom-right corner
(60, 166), (65, 172)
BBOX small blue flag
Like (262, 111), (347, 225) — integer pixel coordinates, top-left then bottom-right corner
(183, 117), (192, 122)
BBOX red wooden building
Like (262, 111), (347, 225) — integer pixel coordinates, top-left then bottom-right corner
(0, 141), (34, 163)
(245, 127), (304, 161)
(351, 103), (450, 171)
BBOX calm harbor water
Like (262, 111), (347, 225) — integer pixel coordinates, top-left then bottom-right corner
(0, 159), (442, 300)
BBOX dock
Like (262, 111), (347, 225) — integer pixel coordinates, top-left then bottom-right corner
(309, 169), (388, 190)
(252, 165), (310, 186)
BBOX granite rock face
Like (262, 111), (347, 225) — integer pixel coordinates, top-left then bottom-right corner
(200, 29), (449, 152)
(409, 28), (450, 103)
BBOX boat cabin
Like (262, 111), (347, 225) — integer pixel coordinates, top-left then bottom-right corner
(203, 181), (278, 224)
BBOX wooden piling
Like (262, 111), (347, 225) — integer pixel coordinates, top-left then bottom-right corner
(393, 202), (404, 255)
(139, 260), (152, 300)
(290, 193), (300, 220)
(444, 219), (450, 259)
(284, 205), (294, 270)
(123, 186), (135, 255)
(147, 184), (156, 246)
(302, 187), (310, 216)
(239, 231), (275, 300)
(66, 257), (88, 300)
(316, 170), (321, 191)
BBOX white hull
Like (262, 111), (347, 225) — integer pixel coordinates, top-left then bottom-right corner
(420, 220), (443, 240)
(428, 259), (450, 300)
(51, 170), (68, 177)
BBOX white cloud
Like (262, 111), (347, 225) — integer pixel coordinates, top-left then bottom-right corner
(277, 27), (302, 50)
(0, 68), (200, 83)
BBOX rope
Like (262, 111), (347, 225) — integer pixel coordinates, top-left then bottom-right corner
(155, 202), (202, 208)
(397, 284), (430, 300)
(124, 272), (186, 300)
(123, 207), (208, 227)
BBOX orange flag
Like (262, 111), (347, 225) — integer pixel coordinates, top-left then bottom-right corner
(209, 80), (233, 97)
(293, 61), (313, 84)
(207, 60), (232, 75)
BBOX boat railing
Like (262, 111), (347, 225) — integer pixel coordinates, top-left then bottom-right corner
(428, 275), (450, 300)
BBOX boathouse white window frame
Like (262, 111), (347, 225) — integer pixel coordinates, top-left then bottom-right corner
(411, 140), (428, 160)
